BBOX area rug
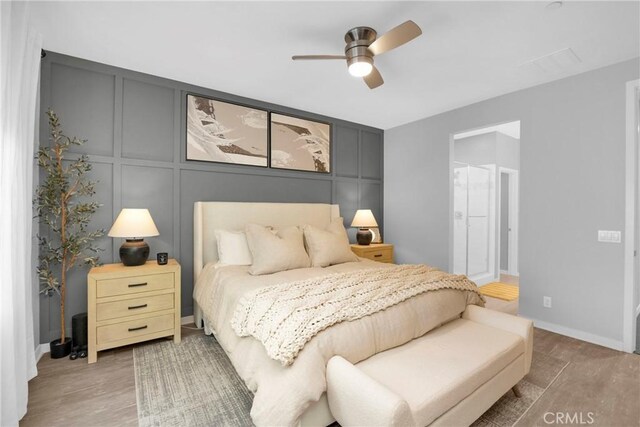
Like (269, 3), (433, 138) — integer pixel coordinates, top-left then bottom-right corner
(134, 334), (568, 427)
(133, 334), (254, 427)
(471, 351), (570, 427)
(479, 282), (519, 301)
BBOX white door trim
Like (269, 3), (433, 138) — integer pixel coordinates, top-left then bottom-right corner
(498, 167), (519, 276)
(449, 120), (521, 276)
(623, 79), (640, 353)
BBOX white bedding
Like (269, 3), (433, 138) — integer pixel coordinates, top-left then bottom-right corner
(194, 260), (484, 426)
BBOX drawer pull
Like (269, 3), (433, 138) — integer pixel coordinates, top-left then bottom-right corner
(128, 303), (148, 310)
(128, 282), (148, 288)
(374, 254), (383, 257)
(128, 325), (148, 332)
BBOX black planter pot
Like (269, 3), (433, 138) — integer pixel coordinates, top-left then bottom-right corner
(50, 337), (72, 359)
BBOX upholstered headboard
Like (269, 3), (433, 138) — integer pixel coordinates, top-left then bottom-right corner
(193, 201), (340, 327)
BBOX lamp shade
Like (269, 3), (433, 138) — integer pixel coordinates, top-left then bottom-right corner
(351, 209), (378, 228)
(108, 209), (159, 238)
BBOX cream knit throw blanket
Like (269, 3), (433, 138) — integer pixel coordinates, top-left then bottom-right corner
(231, 264), (484, 366)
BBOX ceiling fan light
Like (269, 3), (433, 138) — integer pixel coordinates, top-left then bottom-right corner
(348, 57), (373, 77)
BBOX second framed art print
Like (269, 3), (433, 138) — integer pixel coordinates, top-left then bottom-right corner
(270, 113), (331, 173)
(186, 94), (268, 167)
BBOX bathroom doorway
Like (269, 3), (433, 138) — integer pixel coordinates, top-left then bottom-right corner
(451, 121), (521, 310)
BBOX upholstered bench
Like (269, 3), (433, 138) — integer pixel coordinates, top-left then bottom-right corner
(327, 306), (533, 427)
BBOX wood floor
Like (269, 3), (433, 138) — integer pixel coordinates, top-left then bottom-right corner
(20, 326), (200, 427)
(21, 325), (640, 427)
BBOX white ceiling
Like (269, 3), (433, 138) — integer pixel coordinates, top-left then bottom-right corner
(454, 121), (521, 139)
(28, 1), (639, 130)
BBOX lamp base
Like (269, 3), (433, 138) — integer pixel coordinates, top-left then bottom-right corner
(119, 239), (150, 266)
(356, 228), (373, 245)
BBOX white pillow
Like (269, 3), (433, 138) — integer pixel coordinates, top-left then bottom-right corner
(245, 224), (311, 275)
(303, 218), (359, 267)
(214, 229), (252, 266)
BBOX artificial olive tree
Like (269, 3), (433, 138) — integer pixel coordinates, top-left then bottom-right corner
(35, 109), (103, 345)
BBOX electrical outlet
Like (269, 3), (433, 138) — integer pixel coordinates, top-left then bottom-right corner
(598, 230), (621, 243)
(543, 296), (552, 308)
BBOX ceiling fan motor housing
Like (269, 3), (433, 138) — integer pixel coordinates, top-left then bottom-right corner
(344, 26), (377, 64)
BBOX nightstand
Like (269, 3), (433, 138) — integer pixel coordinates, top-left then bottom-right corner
(351, 243), (394, 263)
(87, 259), (181, 363)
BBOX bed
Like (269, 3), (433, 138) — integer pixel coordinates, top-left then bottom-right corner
(192, 201), (485, 427)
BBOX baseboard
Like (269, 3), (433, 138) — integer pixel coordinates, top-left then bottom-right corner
(500, 270), (520, 277)
(181, 315), (194, 325)
(525, 316), (624, 352)
(36, 343), (50, 361)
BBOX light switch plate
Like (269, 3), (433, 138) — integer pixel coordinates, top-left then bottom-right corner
(598, 230), (621, 243)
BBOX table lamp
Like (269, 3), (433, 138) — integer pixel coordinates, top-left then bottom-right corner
(351, 209), (378, 246)
(108, 208), (159, 266)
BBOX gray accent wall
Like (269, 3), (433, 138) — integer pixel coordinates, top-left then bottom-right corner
(38, 52), (383, 344)
(385, 58), (639, 346)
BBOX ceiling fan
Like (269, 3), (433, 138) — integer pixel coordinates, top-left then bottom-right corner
(292, 20), (422, 89)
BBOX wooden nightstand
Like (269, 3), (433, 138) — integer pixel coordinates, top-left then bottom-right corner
(87, 259), (181, 363)
(351, 243), (394, 263)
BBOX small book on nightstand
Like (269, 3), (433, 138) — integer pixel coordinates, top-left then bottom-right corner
(350, 243), (394, 263)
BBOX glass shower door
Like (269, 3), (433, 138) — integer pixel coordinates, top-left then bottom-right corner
(467, 166), (490, 277)
(453, 163), (491, 278)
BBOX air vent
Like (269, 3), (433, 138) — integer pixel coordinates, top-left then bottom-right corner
(519, 48), (581, 73)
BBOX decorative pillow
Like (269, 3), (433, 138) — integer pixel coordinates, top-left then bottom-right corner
(245, 224), (311, 275)
(303, 218), (359, 267)
(214, 229), (253, 266)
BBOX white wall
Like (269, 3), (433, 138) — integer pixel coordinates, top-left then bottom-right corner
(384, 58), (639, 348)
(454, 132), (497, 165)
(496, 133), (520, 170)
(454, 131), (520, 169)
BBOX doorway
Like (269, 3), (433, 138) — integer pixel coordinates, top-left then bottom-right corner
(451, 121), (521, 313)
(624, 79), (639, 354)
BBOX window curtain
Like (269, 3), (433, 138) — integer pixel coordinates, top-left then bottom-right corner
(0, 1), (42, 425)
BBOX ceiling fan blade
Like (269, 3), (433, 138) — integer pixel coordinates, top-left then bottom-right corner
(363, 66), (384, 89)
(367, 20), (422, 56)
(292, 55), (347, 60)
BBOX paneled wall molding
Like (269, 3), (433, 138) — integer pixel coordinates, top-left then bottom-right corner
(38, 51), (383, 343)
(57, 152), (345, 182)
